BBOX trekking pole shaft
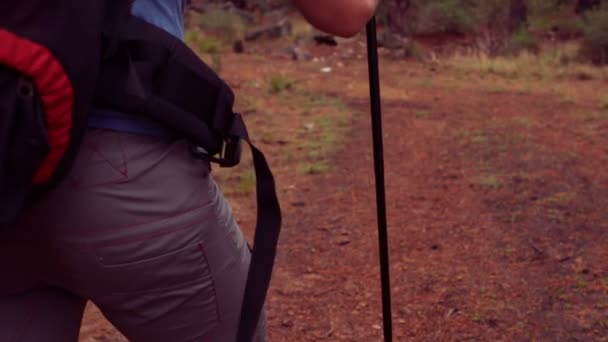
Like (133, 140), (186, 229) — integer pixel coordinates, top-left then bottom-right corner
(365, 17), (393, 342)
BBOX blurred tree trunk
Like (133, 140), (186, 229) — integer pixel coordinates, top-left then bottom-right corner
(508, 0), (528, 34)
(386, 0), (411, 35)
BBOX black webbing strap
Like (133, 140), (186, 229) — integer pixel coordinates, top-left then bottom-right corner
(229, 115), (282, 342)
(96, 14), (283, 342)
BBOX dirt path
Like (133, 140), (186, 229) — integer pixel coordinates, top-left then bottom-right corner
(266, 61), (608, 341)
(79, 54), (608, 341)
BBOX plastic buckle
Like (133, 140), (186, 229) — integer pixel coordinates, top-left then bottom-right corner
(216, 136), (242, 167)
(191, 136), (242, 168)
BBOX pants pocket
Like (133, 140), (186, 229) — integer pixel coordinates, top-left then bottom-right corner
(92, 241), (221, 341)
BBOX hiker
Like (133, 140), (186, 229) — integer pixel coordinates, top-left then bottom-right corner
(0, 0), (378, 341)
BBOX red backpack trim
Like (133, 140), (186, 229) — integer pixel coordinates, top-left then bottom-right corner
(0, 29), (73, 183)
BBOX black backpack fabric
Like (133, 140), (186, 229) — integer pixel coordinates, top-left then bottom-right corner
(0, 1), (281, 341)
(0, 0), (110, 222)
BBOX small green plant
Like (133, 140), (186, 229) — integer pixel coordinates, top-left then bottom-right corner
(472, 312), (485, 323)
(403, 41), (428, 61)
(271, 90), (350, 177)
(200, 37), (220, 54)
(283, 151), (294, 162)
(268, 75), (294, 94)
(476, 174), (501, 188)
(295, 90), (344, 109)
(237, 170), (256, 194)
(300, 162), (330, 175)
(504, 28), (539, 55)
(185, 31), (222, 53)
(415, 110), (432, 118)
(471, 133), (489, 145)
(539, 191), (577, 206)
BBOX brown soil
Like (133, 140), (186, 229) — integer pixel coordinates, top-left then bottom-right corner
(79, 43), (608, 341)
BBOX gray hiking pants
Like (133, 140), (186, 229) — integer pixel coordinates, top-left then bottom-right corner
(0, 129), (267, 342)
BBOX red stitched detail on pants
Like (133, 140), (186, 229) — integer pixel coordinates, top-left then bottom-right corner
(198, 242), (222, 323)
(83, 142), (128, 178)
(70, 130), (129, 188)
(72, 132), (129, 185)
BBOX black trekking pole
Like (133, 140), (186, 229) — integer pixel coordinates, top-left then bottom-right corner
(365, 17), (393, 342)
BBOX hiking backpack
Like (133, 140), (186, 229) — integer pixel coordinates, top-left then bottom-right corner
(0, 1), (281, 341)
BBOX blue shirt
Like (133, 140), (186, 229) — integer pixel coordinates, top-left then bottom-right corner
(88, 0), (186, 136)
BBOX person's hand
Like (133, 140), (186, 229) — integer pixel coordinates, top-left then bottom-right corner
(293, 0), (380, 37)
